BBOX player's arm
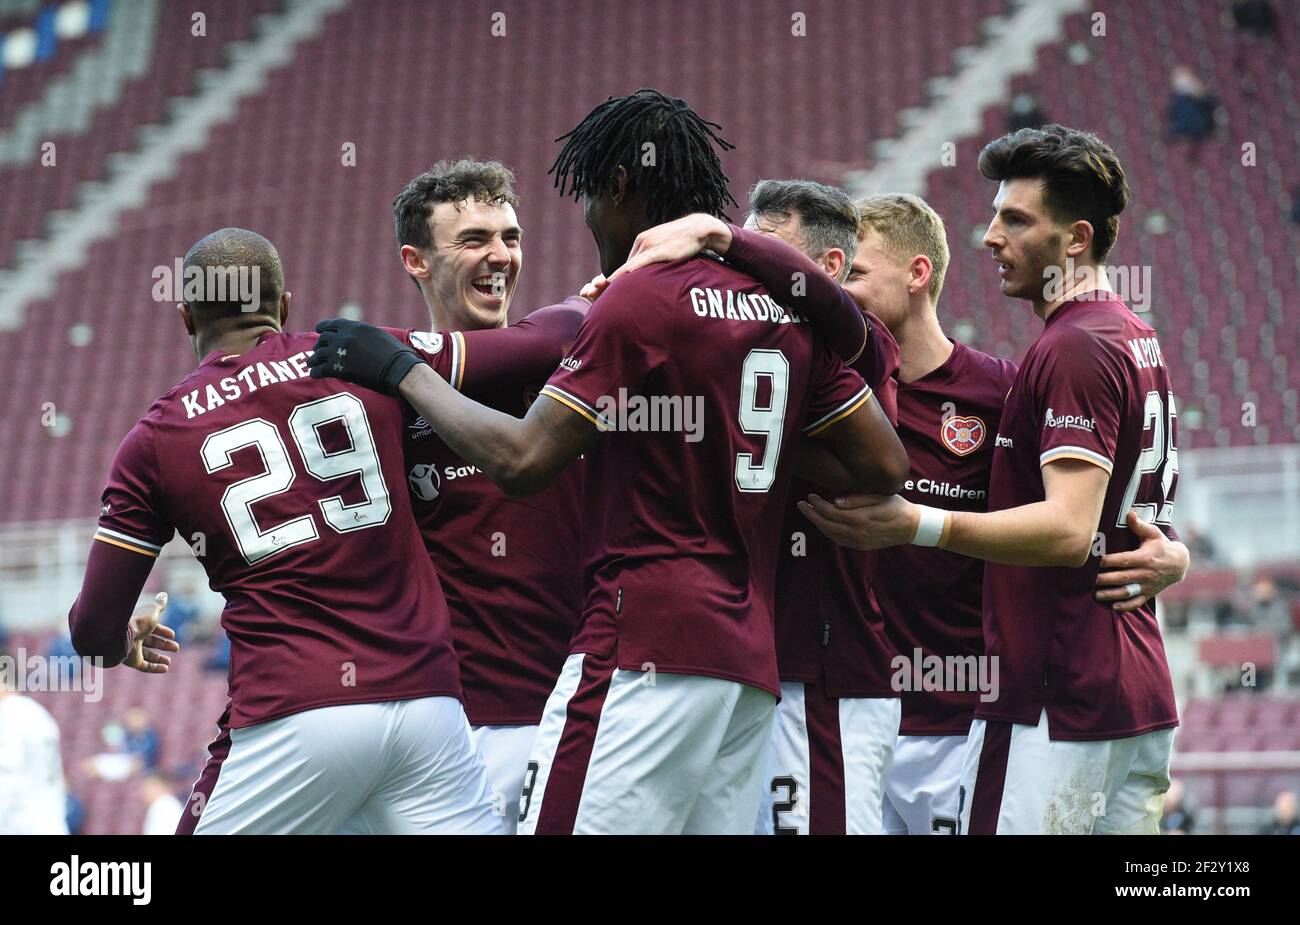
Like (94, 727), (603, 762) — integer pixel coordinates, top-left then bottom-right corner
(796, 396), (907, 494)
(1095, 511), (1190, 612)
(800, 458), (1109, 567)
(68, 548), (177, 672)
(69, 421), (180, 671)
(388, 297), (590, 396)
(396, 363), (597, 496)
(602, 214), (868, 361)
(310, 319), (597, 496)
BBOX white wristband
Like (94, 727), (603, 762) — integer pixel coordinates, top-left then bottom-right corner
(911, 505), (948, 548)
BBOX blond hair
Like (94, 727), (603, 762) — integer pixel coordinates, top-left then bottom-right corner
(855, 193), (950, 304)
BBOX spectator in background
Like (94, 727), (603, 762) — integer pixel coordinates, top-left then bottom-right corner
(1006, 92), (1046, 133)
(122, 706), (160, 771)
(65, 785), (85, 836)
(83, 722), (138, 781)
(1231, 0), (1277, 39)
(139, 773), (183, 835)
(1249, 578), (1292, 639)
(0, 654), (70, 834)
(1184, 527), (1220, 565)
(1160, 779), (1195, 834)
(205, 630), (231, 674)
(1260, 790), (1300, 835)
(1167, 66), (1218, 160)
(44, 631), (82, 679)
(164, 581), (202, 644)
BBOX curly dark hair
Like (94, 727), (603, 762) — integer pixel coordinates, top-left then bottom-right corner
(393, 158), (520, 252)
(978, 124), (1129, 262)
(550, 88), (737, 224)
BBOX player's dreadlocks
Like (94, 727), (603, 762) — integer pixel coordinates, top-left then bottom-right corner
(550, 88), (738, 224)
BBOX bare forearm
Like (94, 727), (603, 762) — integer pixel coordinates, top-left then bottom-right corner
(944, 502), (1095, 567)
(794, 441), (859, 493)
(398, 364), (539, 492)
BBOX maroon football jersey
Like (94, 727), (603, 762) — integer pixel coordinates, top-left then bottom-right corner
(875, 340), (1018, 735)
(980, 295), (1180, 739)
(774, 314), (902, 698)
(93, 331), (461, 728)
(540, 258), (871, 696)
(385, 300), (588, 726)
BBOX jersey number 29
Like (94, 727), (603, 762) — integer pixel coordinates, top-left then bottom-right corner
(200, 393), (392, 565)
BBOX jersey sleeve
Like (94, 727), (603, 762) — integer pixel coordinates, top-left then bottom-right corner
(723, 224), (868, 362)
(853, 312), (900, 425)
(539, 274), (673, 429)
(76, 418), (171, 664)
(94, 418), (173, 558)
(385, 296), (590, 398)
(802, 346), (873, 437)
(1031, 326), (1124, 475)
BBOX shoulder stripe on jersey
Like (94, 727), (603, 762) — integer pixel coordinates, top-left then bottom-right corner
(844, 329), (868, 366)
(96, 526), (163, 552)
(804, 384), (873, 437)
(449, 330), (465, 391)
(539, 385), (611, 430)
(1040, 445), (1114, 474)
(93, 530), (161, 558)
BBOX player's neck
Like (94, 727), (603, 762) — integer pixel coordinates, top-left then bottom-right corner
(1035, 261), (1114, 321)
(895, 303), (953, 384)
(199, 324), (279, 361)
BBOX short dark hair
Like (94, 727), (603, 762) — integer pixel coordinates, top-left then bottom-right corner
(977, 123), (1129, 262)
(550, 88), (737, 224)
(181, 228), (284, 317)
(393, 158), (519, 252)
(748, 179), (860, 278)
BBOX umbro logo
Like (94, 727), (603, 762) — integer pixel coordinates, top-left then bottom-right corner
(408, 416), (433, 441)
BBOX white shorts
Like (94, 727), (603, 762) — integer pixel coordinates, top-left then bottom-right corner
(755, 683), (900, 835)
(518, 651), (775, 835)
(882, 734), (968, 834)
(958, 709), (1175, 834)
(470, 723), (538, 835)
(189, 697), (505, 835)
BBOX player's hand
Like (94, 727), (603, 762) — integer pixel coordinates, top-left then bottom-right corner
(309, 319), (425, 395)
(579, 274), (609, 300)
(1095, 511), (1191, 613)
(606, 214), (733, 283)
(124, 592), (180, 674)
(797, 492), (917, 551)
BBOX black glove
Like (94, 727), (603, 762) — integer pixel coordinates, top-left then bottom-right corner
(309, 318), (425, 395)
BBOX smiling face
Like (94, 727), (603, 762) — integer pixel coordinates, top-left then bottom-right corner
(425, 198), (522, 330)
(842, 228), (912, 334)
(982, 178), (1071, 307)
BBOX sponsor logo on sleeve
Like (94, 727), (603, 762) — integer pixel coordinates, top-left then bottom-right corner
(940, 415), (986, 456)
(559, 356), (582, 371)
(409, 331), (444, 354)
(1044, 408), (1097, 432)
